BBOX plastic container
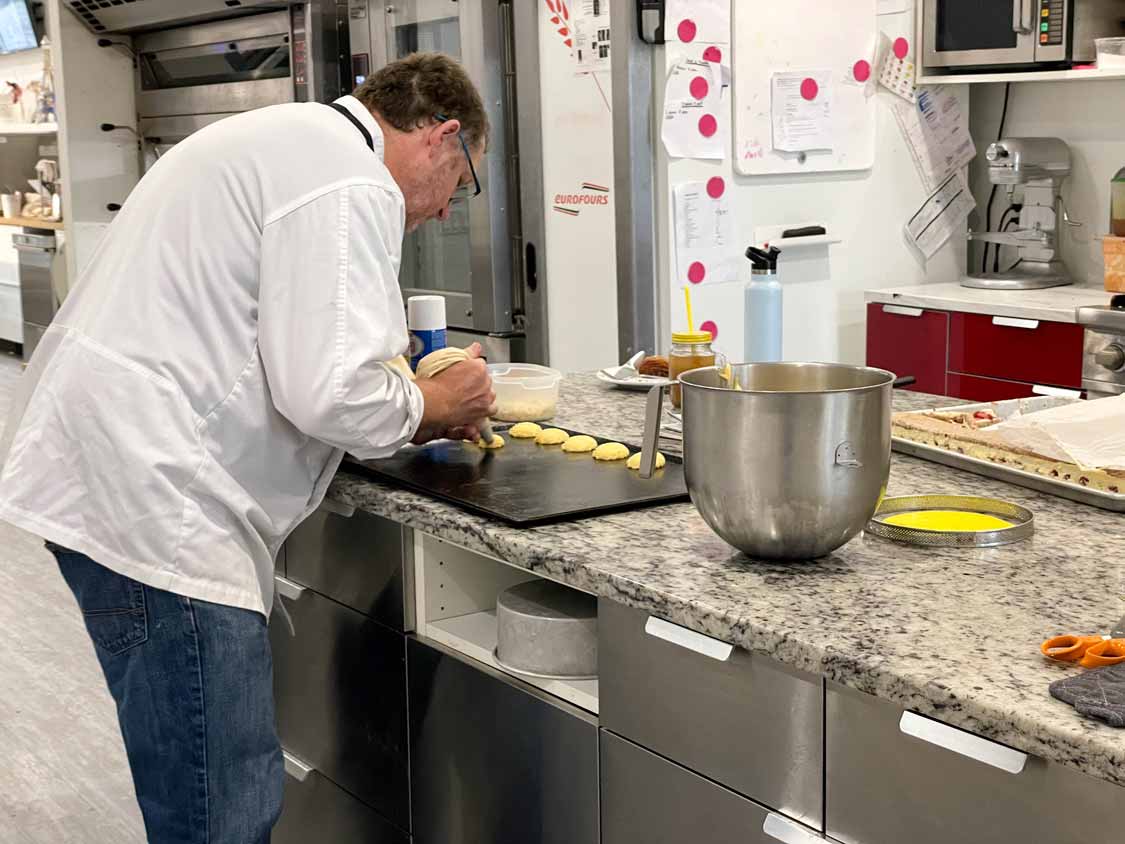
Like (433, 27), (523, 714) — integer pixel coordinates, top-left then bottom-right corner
(488, 363), (562, 421)
(745, 269), (783, 362)
(1103, 236), (1125, 292)
(1096, 37), (1125, 69)
(669, 331), (716, 409)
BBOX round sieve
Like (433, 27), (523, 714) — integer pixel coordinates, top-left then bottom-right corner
(867, 494), (1034, 548)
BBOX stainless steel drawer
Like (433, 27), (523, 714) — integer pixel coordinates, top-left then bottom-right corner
(826, 683), (1125, 843)
(286, 500), (410, 630)
(409, 637), (599, 844)
(270, 580), (409, 830)
(598, 600), (823, 828)
(602, 731), (825, 844)
(273, 751), (409, 844)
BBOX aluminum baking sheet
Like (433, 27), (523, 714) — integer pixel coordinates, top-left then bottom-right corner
(892, 397), (1125, 512)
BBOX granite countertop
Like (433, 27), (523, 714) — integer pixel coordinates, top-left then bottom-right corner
(328, 374), (1125, 789)
(865, 281), (1113, 323)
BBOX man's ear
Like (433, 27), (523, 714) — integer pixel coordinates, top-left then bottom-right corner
(429, 117), (461, 150)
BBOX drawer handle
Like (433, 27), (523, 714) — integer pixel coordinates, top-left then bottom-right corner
(882, 305), (924, 317)
(282, 750), (315, 783)
(1032, 384), (1082, 399)
(763, 813), (822, 844)
(992, 316), (1040, 330)
(274, 574), (307, 602)
(319, 498), (356, 518)
(898, 711), (1027, 774)
(644, 616), (733, 661)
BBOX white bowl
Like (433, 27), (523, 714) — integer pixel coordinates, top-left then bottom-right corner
(488, 363), (562, 421)
(1096, 37), (1125, 68)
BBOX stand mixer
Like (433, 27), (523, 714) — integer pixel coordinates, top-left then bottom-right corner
(964, 137), (1082, 291)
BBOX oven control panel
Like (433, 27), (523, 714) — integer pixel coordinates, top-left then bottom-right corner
(1083, 329), (1125, 396)
(1039, 0), (1065, 47)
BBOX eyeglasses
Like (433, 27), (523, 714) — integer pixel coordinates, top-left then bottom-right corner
(434, 113), (481, 199)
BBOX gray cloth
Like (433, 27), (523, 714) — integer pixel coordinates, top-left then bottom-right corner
(1049, 663), (1125, 727)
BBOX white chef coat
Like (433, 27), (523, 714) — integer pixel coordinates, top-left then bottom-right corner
(0, 95), (424, 616)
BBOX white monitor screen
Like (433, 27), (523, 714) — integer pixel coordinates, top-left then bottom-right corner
(0, 1), (37, 55)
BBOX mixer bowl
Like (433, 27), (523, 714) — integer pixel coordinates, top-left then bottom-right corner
(679, 362), (894, 559)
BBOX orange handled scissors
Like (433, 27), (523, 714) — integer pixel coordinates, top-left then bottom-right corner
(1042, 632), (1125, 668)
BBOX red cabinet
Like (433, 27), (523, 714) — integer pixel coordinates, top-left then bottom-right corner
(866, 303), (1085, 401)
(948, 313), (1084, 389)
(865, 303), (948, 395)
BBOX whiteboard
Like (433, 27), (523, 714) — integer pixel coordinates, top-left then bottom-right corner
(733, 0), (877, 176)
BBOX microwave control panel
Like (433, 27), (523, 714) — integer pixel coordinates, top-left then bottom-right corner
(1039, 0), (1065, 47)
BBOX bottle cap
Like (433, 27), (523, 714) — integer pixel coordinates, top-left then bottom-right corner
(672, 331), (713, 344)
(407, 295), (446, 331)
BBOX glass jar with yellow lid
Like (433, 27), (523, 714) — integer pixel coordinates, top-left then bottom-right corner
(669, 330), (716, 408)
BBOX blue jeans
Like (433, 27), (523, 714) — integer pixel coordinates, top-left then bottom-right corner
(49, 544), (283, 843)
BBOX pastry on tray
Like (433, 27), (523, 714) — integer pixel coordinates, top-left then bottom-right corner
(892, 409), (1124, 494)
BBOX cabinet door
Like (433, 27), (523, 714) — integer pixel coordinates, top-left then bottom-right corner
(866, 303), (948, 395)
(270, 582), (409, 831)
(949, 313), (1084, 388)
(946, 373), (1038, 401)
(826, 683), (1125, 844)
(409, 637), (599, 844)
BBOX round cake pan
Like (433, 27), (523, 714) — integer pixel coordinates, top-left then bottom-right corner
(867, 494), (1034, 548)
(495, 579), (597, 679)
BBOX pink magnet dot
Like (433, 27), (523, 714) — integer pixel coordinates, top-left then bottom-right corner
(687, 262), (706, 284)
(800, 78), (819, 101)
(700, 320), (718, 340)
(677, 18), (697, 42)
(706, 177), (725, 199)
(698, 113), (718, 138)
(689, 75), (710, 100)
(703, 46), (722, 63)
(893, 37), (909, 60)
(853, 59), (871, 82)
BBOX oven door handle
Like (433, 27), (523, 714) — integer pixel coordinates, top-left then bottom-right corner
(1012, 0), (1033, 34)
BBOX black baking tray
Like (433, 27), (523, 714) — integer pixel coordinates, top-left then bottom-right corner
(343, 427), (688, 525)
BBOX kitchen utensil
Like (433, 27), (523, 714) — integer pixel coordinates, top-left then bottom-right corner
(893, 397), (1125, 512)
(595, 369), (672, 391)
(495, 580), (598, 679)
(1041, 635), (1125, 668)
(347, 426), (688, 525)
(867, 494), (1034, 548)
(601, 350), (646, 380)
(489, 363), (562, 422)
(642, 362), (894, 559)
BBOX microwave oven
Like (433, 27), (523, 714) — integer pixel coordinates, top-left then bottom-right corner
(922, 0), (1125, 73)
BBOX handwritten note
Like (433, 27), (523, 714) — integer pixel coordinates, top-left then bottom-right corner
(905, 172), (975, 260)
(770, 71), (833, 153)
(662, 58), (725, 160)
(673, 177), (739, 287)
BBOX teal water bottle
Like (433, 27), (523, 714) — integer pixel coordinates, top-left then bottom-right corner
(744, 246), (782, 362)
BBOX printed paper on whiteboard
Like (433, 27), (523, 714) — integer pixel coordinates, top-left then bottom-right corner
(662, 58), (725, 160)
(572, 0), (611, 75)
(673, 177), (739, 288)
(892, 85), (976, 193)
(905, 172), (975, 260)
(665, 0), (730, 44)
(770, 72), (833, 153)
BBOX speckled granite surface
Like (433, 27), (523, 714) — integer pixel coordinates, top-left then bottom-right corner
(329, 374), (1125, 788)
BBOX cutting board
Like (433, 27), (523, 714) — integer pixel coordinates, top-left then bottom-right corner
(344, 428), (688, 525)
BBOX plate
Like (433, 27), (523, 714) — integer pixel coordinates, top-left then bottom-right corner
(596, 370), (672, 391)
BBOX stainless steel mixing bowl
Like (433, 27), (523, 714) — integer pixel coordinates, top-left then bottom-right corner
(679, 362), (894, 559)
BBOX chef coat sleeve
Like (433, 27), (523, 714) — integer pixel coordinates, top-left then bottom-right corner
(258, 182), (424, 459)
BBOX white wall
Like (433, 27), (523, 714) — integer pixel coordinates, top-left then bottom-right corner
(968, 80), (1125, 286)
(656, 7), (968, 366)
(538, 10), (619, 371)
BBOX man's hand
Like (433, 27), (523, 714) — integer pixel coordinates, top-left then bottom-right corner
(412, 343), (495, 444)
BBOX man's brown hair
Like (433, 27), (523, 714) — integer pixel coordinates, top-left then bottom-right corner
(353, 52), (489, 152)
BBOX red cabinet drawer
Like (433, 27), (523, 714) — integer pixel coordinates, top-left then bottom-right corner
(866, 303), (948, 395)
(948, 313), (1083, 389)
(946, 373), (1037, 402)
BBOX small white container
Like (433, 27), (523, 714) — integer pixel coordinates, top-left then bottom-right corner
(1096, 37), (1125, 69)
(488, 363), (562, 421)
(0, 194), (15, 218)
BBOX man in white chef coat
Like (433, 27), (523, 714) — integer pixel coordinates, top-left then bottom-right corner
(0, 53), (492, 842)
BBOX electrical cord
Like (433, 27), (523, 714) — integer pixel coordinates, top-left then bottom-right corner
(981, 82), (1012, 274)
(995, 215), (1022, 272)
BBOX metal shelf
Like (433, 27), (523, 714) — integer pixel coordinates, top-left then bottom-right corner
(0, 122), (58, 135)
(918, 67), (1125, 85)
